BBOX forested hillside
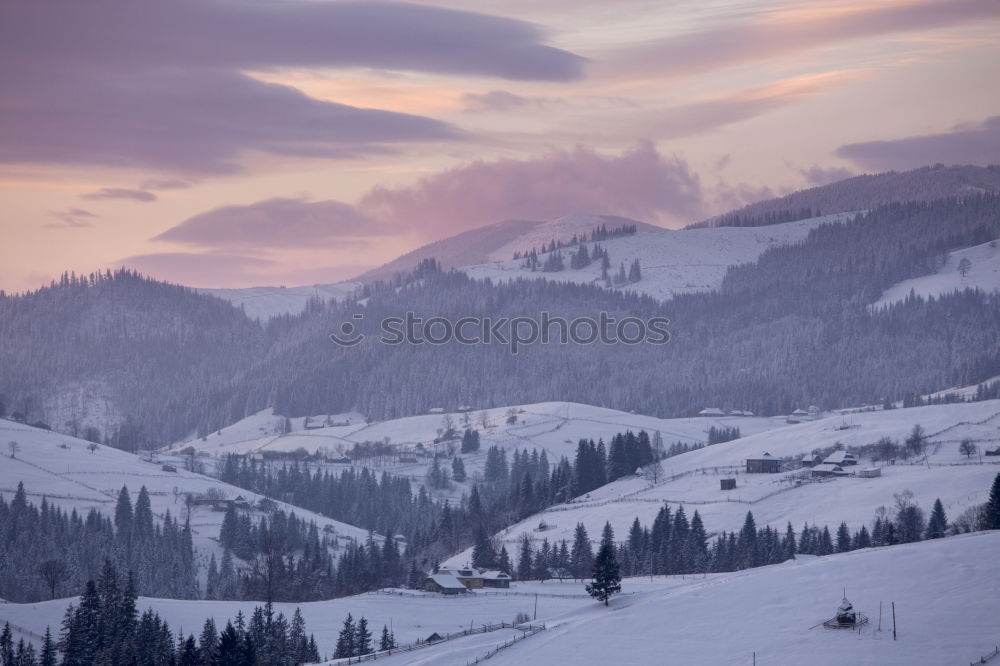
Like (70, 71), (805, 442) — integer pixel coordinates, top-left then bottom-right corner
(2, 196), (999, 446)
(692, 164), (1000, 228)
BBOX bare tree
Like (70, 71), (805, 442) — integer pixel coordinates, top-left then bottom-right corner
(959, 439), (977, 459)
(87, 442), (99, 454)
(478, 410), (492, 430)
(7, 440), (19, 458)
(957, 257), (972, 278)
(38, 558), (69, 599)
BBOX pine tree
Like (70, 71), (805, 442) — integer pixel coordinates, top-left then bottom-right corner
(498, 546), (513, 575)
(585, 522), (621, 606)
(199, 618), (219, 664)
(39, 628), (56, 666)
(570, 523), (594, 580)
(451, 456), (467, 483)
(0, 624), (13, 666)
(379, 625), (396, 651)
(926, 498), (948, 539)
(334, 614), (356, 659)
(354, 617), (373, 656)
(987, 473), (1000, 530)
(836, 522), (851, 552)
(517, 534), (533, 581)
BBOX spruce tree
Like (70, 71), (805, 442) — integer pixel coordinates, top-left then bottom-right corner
(334, 614), (356, 659)
(355, 617), (373, 656)
(570, 523), (594, 580)
(926, 498), (948, 539)
(379, 625), (396, 651)
(987, 473), (1000, 530)
(39, 627), (56, 666)
(586, 522), (621, 606)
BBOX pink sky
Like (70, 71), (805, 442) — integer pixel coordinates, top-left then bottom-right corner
(1, 0), (998, 292)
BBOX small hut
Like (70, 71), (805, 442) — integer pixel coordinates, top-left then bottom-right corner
(720, 478), (736, 491)
(823, 596), (867, 629)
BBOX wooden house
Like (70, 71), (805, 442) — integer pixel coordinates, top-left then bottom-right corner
(480, 570), (512, 588)
(811, 463), (849, 478)
(746, 452), (782, 473)
(424, 574), (468, 595)
(858, 467), (882, 478)
(720, 478), (736, 490)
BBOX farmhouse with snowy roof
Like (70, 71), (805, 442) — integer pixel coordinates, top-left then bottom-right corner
(823, 451), (858, 466)
(746, 452), (782, 473)
(424, 573), (469, 595)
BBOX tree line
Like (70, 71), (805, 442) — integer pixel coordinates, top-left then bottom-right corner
(0, 483), (197, 603)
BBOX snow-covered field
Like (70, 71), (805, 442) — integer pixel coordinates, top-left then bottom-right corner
(462, 213), (856, 300)
(0, 420), (373, 564)
(371, 532), (1000, 666)
(447, 400), (1000, 563)
(876, 238), (1000, 307)
(5, 532), (996, 665)
(171, 402), (789, 504)
(196, 282), (360, 320)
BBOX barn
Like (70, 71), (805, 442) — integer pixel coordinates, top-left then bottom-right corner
(746, 453), (782, 473)
(480, 570), (512, 588)
(823, 451), (858, 466)
(811, 463), (849, 478)
(424, 573), (469, 595)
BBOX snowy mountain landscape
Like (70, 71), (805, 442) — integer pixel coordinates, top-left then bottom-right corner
(3, 2), (1000, 663)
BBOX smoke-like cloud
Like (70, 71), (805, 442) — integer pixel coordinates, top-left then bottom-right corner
(836, 116), (1000, 171)
(800, 165), (855, 186)
(43, 209), (97, 229)
(359, 141), (706, 234)
(81, 188), (158, 203)
(153, 198), (386, 250)
(0, 1), (583, 173)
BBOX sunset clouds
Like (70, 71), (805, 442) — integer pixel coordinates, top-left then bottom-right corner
(1, 0), (997, 291)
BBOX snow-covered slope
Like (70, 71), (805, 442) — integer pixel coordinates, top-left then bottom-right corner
(6, 533), (996, 664)
(447, 400), (1000, 565)
(0, 420), (372, 561)
(196, 282), (360, 320)
(171, 402), (787, 488)
(387, 533), (1000, 666)
(462, 213), (856, 300)
(876, 238), (1000, 307)
(357, 215), (660, 284)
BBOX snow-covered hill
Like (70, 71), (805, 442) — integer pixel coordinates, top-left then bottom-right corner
(875, 238), (1000, 307)
(171, 402), (788, 497)
(446, 400), (1000, 565)
(461, 213), (856, 300)
(5, 533), (996, 664)
(387, 533), (1000, 666)
(196, 282), (360, 320)
(0, 420), (373, 562)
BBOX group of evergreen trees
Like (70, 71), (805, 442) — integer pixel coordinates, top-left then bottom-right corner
(332, 614), (395, 659)
(0, 483), (197, 603)
(5, 561), (320, 666)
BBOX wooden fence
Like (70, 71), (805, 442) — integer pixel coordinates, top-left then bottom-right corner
(465, 624), (547, 665)
(332, 622), (544, 664)
(970, 644), (1000, 666)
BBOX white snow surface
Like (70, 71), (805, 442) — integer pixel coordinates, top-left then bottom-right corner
(0, 420), (372, 562)
(462, 213), (856, 300)
(876, 238), (1000, 307)
(196, 282), (360, 320)
(446, 400), (1000, 566)
(4, 533), (997, 665)
(375, 533), (1000, 666)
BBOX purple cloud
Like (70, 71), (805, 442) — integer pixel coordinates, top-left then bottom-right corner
(461, 90), (554, 112)
(81, 188), (158, 202)
(44, 208), (97, 229)
(836, 116), (1000, 171)
(0, 1), (583, 173)
(607, 0), (1000, 78)
(800, 165), (855, 186)
(359, 141), (706, 234)
(154, 197), (385, 250)
(140, 179), (193, 191)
